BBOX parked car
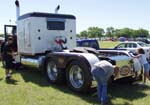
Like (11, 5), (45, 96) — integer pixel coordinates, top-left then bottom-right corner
(76, 39), (100, 50)
(114, 41), (150, 58)
(119, 37), (126, 42)
(136, 38), (150, 44)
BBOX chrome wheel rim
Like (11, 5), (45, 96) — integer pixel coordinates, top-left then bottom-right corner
(69, 65), (84, 89)
(47, 61), (58, 81)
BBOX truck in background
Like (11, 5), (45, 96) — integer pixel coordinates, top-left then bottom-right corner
(77, 39), (100, 50)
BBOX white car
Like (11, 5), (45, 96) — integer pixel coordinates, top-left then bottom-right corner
(114, 41), (150, 58)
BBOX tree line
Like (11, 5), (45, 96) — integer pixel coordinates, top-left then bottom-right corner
(77, 27), (149, 38)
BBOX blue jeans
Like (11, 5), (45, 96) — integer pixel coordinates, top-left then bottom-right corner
(92, 68), (108, 104)
(143, 63), (149, 73)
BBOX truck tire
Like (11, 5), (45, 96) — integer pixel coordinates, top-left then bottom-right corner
(108, 76), (114, 85)
(66, 61), (92, 92)
(46, 59), (65, 84)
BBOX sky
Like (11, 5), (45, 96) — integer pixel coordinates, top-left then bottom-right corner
(0, 0), (150, 34)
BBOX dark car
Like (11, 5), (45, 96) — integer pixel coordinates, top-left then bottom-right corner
(76, 39), (100, 50)
(136, 38), (150, 44)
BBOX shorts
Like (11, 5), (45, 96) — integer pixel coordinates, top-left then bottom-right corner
(143, 63), (149, 73)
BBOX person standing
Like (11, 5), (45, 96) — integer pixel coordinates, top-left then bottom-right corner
(91, 60), (119, 105)
(133, 48), (150, 85)
(1, 40), (6, 67)
(3, 37), (14, 79)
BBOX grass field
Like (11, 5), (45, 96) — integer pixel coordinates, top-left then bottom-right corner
(0, 41), (150, 105)
(99, 41), (120, 48)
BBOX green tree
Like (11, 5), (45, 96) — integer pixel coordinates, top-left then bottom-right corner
(0, 34), (4, 37)
(87, 27), (105, 38)
(76, 34), (80, 38)
(115, 28), (133, 38)
(106, 27), (115, 37)
(78, 27), (149, 39)
(79, 30), (88, 38)
(134, 29), (149, 38)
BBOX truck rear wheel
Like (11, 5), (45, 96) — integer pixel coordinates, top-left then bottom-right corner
(66, 61), (92, 92)
(46, 59), (65, 84)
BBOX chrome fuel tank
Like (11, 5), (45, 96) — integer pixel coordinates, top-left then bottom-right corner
(21, 56), (45, 68)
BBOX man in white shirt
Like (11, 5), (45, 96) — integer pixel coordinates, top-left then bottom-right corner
(91, 60), (119, 105)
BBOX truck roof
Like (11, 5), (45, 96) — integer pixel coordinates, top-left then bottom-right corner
(18, 12), (76, 20)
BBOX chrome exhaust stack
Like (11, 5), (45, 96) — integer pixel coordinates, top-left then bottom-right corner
(15, 0), (20, 21)
(55, 5), (60, 14)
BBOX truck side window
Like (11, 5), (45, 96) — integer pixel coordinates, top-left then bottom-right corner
(47, 21), (65, 30)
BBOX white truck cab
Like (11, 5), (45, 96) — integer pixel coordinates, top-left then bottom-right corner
(17, 12), (76, 55)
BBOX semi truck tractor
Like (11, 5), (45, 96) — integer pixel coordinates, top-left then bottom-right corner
(3, 0), (110, 92)
(3, 0), (142, 92)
